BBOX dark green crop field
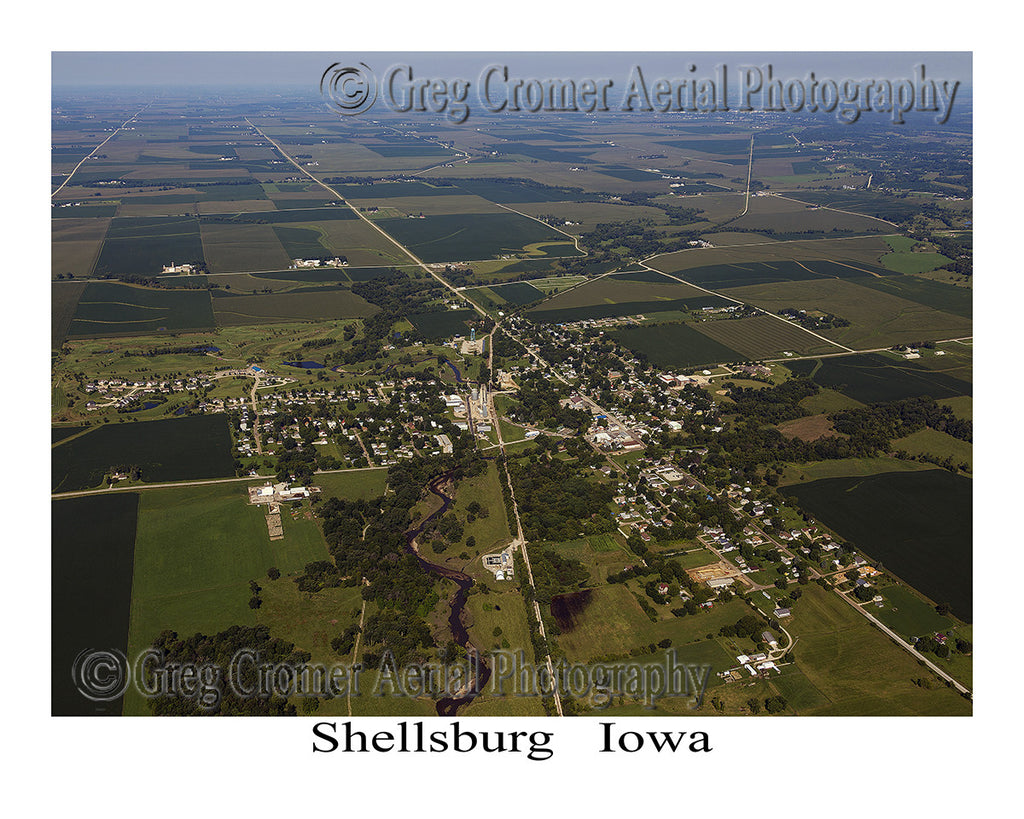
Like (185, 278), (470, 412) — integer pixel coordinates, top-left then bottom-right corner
(785, 353), (972, 403)
(271, 225), (332, 259)
(487, 281), (545, 305)
(407, 309), (476, 338)
(608, 270), (673, 283)
(94, 216), (205, 276)
(780, 468), (972, 621)
(51, 414), (235, 492)
(52, 425), (89, 444)
(848, 275), (972, 319)
(52, 203), (118, 218)
(251, 268), (350, 283)
(378, 213), (577, 263)
(52, 493), (139, 716)
(68, 282), (215, 337)
(211, 286), (377, 324)
(656, 137), (753, 154)
(611, 321), (744, 368)
(677, 259), (895, 290)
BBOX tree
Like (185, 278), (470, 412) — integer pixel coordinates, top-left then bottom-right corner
(267, 567), (281, 580)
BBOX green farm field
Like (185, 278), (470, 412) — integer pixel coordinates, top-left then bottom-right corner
(52, 281), (87, 348)
(378, 213), (579, 263)
(781, 468), (972, 622)
(693, 314), (843, 358)
(648, 236), (894, 275)
(894, 427), (973, 471)
(725, 277), (972, 349)
(51, 414), (235, 492)
(122, 482), (335, 715)
(200, 222), (293, 272)
(53, 493), (139, 715)
(52, 217), (110, 277)
(94, 215), (206, 276)
(874, 585), (955, 639)
(68, 282), (215, 337)
(211, 286), (378, 325)
(611, 322), (744, 368)
(785, 352), (971, 404)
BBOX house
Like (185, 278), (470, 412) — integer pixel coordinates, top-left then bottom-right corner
(773, 607), (791, 618)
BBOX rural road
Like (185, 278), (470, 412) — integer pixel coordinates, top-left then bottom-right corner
(52, 103), (151, 198)
(50, 465), (389, 500)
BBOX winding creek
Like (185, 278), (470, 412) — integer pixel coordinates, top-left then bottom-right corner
(404, 471), (490, 715)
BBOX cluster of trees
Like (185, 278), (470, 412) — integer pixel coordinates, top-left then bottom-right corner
(360, 609), (434, 667)
(718, 613), (767, 640)
(778, 308), (850, 330)
(315, 452), (485, 619)
(692, 391), (970, 475)
(507, 451), (616, 541)
(914, 634), (971, 659)
(577, 219), (700, 260)
(726, 378), (819, 424)
(294, 559), (347, 593)
(248, 579), (263, 609)
(341, 270), (444, 364)
(529, 550), (590, 604)
(144, 625), (303, 716)
(831, 396), (972, 448)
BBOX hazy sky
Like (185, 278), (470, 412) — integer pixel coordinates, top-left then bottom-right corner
(52, 51), (972, 89)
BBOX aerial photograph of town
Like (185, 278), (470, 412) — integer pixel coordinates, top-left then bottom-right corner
(50, 50), (974, 724)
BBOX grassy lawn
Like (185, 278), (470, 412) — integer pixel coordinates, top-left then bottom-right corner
(894, 427), (972, 471)
(540, 536), (634, 586)
(466, 588), (534, 658)
(785, 584), (970, 715)
(939, 395), (972, 421)
(798, 387), (866, 414)
(874, 584), (955, 638)
(779, 456), (935, 485)
(315, 468), (388, 501)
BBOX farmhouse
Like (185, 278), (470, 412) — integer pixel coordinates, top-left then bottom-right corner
(248, 482), (321, 505)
